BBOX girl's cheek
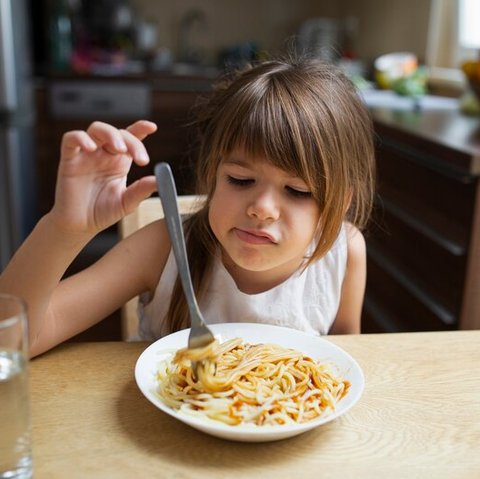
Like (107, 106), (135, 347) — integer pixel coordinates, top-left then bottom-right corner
(208, 198), (223, 229)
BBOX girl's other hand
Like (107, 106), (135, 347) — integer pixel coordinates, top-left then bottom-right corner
(51, 120), (158, 235)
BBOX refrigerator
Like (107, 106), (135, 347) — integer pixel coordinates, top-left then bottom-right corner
(0, 0), (36, 269)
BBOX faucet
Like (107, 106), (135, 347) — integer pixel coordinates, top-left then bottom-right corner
(178, 8), (207, 64)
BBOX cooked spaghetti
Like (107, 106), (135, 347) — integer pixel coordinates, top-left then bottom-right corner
(155, 338), (350, 426)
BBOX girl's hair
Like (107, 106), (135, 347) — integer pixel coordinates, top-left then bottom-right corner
(165, 56), (375, 333)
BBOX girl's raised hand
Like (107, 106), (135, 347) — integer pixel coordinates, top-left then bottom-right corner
(51, 120), (158, 235)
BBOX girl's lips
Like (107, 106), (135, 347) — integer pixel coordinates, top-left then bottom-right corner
(234, 228), (276, 245)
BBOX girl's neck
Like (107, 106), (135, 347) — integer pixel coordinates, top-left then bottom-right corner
(220, 252), (306, 294)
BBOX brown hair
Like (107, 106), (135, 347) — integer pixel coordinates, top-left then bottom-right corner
(165, 56), (375, 333)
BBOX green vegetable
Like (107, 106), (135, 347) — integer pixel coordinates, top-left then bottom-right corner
(391, 67), (428, 97)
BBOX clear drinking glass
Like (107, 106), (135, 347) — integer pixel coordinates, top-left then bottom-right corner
(0, 294), (32, 479)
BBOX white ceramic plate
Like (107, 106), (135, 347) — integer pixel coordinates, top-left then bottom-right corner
(135, 323), (364, 442)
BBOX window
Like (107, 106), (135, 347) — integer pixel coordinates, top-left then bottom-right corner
(426, 0), (478, 89)
(458, 0), (480, 54)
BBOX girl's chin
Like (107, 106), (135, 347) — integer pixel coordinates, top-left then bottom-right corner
(223, 251), (284, 273)
(221, 247), (271, 272)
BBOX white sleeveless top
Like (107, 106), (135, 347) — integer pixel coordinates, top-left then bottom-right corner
(138, 224), (348, 340)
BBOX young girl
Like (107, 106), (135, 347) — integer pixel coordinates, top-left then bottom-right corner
(0, 57), (375, 357)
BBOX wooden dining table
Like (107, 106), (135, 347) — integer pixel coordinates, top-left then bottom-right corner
(29, 330), (480, 479)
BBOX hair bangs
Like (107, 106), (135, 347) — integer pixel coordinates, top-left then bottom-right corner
(215, 77), (314, 182)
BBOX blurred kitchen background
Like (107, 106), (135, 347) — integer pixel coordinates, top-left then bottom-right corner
(1, 0), (479, 338)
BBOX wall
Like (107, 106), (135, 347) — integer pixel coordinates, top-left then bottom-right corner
(131, 0), (432, 70)
(130, 0), (342, 63)
(341, 0), (432, 65)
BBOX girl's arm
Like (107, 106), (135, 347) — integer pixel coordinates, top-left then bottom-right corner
(29, 218), (171, 357)
(0, 120), (161, 356)
(329, 224), (367, 334)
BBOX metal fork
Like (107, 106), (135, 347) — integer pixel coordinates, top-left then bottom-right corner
(154, 163), (215, 377)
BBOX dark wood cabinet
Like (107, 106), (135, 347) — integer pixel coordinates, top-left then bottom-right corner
(363, 106), (480, 333)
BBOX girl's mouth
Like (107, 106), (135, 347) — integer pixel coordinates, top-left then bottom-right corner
(234, 228), (276, 245)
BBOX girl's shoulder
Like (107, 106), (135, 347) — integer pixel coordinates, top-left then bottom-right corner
(343, 222), (366, 262)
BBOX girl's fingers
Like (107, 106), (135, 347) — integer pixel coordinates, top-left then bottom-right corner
(126, 120), (157, 140)
(61, 131), (98, 158)
(84, 120), (155, 162)
(86, 121), (128, 153)
(118, 128), (151, 166)
(122, 176), (157, 215)
(62, 121), (154, 166)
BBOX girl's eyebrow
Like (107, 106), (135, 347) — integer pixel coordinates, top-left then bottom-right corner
(222, 159), (254, 169)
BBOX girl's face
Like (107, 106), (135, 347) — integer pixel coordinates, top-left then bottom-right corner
(208, 148), (321, 289)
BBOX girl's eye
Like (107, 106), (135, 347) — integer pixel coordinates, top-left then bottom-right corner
(227, 175), (254, 187)
(286, 186), (313, 198)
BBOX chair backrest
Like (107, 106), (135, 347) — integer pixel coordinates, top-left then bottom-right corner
(118, 195), (205, 340)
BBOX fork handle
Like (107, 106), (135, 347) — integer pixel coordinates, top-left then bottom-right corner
(155, 163), (202, 327)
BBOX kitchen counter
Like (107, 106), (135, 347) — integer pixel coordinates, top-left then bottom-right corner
(362, 90), (480, 174)
(30, 330), (480, 478)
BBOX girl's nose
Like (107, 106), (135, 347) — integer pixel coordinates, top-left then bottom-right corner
(247, 188), (280, 221)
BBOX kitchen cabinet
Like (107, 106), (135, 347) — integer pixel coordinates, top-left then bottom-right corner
(362, 104), (480, 333)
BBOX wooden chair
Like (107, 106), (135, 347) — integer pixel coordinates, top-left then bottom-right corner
(118, 195), (205, 340)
